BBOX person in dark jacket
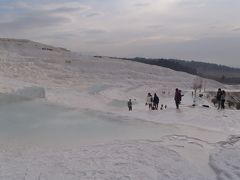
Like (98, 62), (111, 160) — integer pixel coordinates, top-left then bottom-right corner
(128, 99), (132, 111)
(216, 88), (222, 109)
(221, 90), (226, 109)
(174, 88), (181, 109)
(153, 93), (159, 110)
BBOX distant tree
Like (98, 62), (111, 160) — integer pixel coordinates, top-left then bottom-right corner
(118, 56), (240, 85)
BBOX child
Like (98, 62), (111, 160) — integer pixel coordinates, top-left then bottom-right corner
(160, 104), (164, 110)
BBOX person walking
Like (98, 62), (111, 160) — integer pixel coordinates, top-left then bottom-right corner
(216, 88), (222, 109)
(128, 99), (132, 111)
(221, 90), (226, 109)
(153, 93), (159, 110)
(174, 88), (181, 109)
(146, 93), (153, 110)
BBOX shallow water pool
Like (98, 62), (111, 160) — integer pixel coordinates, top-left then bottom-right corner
(0, 97), (223, 146)
(0, 97), (180, 145)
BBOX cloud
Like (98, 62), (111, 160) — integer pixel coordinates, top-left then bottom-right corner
(0, 1), (92, 35)
(104, 36), (240, 67)
(232, 27), (240, 32)
(148, 24), (165, 29)
(0, 1), (90, 14)
(37, 2), (90, 13)
(0, 1), (32, 9)
(135, 2), (150, 7)
(50, 7), (84, 13)
(35, 32), (77, 43)
(86, 12), (102, 18)
(0, 11), (71, 33)
(84, 29), (108, 35)
(0, 0), (239, 67)
(176, 0), (206, 8)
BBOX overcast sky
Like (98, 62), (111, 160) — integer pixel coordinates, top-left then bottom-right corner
(0, 0), (240, 67)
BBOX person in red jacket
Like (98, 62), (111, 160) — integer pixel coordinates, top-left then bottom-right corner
(174, 88), (181, 109)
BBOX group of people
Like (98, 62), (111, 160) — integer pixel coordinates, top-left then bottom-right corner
(128, 90), (182, 111)
(146, 93), (160, 110)
(216, 88), (226, 109)
(128, 92), (168, 111)
(127, 88), (228, 111)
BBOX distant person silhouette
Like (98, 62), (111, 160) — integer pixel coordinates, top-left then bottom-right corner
(128, 99), (132, 111)
(174, 88), (181, 109)
(216, 88), (222, 109)
(221, 90), (226, 109)
(153, 93), (159, 110)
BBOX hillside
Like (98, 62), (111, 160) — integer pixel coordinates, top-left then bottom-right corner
(106, 57), (240, 85)
(0, 38), (71, 59)
(0, 38), (240, 180)
(0, 39), (229, 105)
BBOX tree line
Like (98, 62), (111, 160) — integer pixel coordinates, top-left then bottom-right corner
(106, 56), (240, 85)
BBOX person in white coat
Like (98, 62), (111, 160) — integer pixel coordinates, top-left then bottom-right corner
(146, 93), (153, 110)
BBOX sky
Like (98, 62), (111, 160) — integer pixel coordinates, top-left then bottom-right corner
(0, 0), (240, 67)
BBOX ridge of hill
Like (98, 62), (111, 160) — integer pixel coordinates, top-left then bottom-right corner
(104, 56), (240, 85)
(0, 38), (71, 59)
